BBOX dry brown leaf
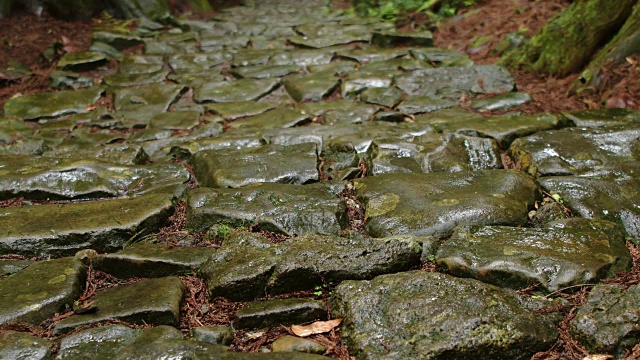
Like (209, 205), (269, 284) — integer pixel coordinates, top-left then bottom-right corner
(583, 355), (613, 360)
(291, 319), (342, 337)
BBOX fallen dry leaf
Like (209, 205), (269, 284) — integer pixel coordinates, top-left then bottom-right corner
(291, 318), (342, 337)
(583, 355), (613, 360)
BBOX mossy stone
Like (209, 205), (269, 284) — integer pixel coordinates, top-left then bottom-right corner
(0, 257), (86, 325)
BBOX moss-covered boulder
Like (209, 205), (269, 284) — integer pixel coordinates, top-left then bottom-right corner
(332, 271), (557, 359)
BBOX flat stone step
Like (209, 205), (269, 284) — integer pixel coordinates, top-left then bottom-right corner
(93, 242), (217, 278)
(54, 276), (185, 334)
(0, 192), (176, 257)
(0, 257), (86, 325)
(436, 218), (631, 292)
(201, 233), (422, 300)
(354, 170), (538, 237)
(233, 298), (327, 330)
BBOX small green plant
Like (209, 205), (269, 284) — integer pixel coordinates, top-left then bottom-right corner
(313, 282), (335, 296)
(550, 193), (564, 204)
(215, 224), (231, 240)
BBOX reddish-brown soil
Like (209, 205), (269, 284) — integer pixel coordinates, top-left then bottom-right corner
(431, 0), (639, 113)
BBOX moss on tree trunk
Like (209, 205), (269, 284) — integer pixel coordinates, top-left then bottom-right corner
(499, 0), (637, 77)
(575, 1), (640, 93)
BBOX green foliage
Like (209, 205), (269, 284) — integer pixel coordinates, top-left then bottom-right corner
(352, 0), (477, 22)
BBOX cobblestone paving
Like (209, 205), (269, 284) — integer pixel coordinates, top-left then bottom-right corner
(1, 0), (640, 358)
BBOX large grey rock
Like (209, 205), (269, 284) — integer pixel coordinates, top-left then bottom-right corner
(93, 242), (217, 278)
(436, 218), (631, 292)
(0, 331), (54, 360)
(570, 284), (640, 357)
(200, 233), (422, 300)
(54, 277), (185, 334)
(233, 298), (327, 330)
(355, 170), (538, 237)
(0, 192), (175, 257)
(332, 271), (557, 359)
(191, 143), (319, 188)
(0, 257), (86, 325)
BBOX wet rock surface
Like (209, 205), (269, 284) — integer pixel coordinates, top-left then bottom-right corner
(0, 257), (86, 325)
(569, 284), (640, 357)
(332, 271), (558, 359)
(355, 170), (538, 237)
(436, 218), (631, 292)
(54, 276), (185, 334)
(1, 0), (639, 358)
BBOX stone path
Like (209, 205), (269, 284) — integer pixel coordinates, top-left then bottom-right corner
(2, 0), (640, 358)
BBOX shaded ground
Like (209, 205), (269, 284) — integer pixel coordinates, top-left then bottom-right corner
(431, 0), (640, 113)
(0, 1), (640, 359)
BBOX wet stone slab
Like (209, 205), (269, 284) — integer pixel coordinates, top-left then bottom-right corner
(233, 298), (327, 330)
(538, 175), (640, 238)
(367, 132), (503, 175)
(229, 108), (311, 130)
(331, 271), (557, 360)
(200, 233), (422, 300)
(191, 143), (319, 188)
(283, 74), (341, 102)
(186, 182), (346, 236)
(436, 218), (631, 292)
(355, 170), (538, 237)
(0, 157), (189, 200)
(205, 101), (275, 120)
(0, 331), (54, 360)
(54, 276), (185, 334)
(0, 192), (175, 257)
(508, 124), (640, 177)
(562, 108), (640, 128)
(418, 112), (563, 149)
(0, 257), (86, 325)
(3, 87), (105, 120)
(93, 242), (217, 278)
(395, 65), (514, 98)
(570, 284), (640, 357)
(113, 84), (185, 112)
(194, 78), (280, 103)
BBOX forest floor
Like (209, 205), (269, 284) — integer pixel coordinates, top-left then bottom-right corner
(1, 0), (638, 113)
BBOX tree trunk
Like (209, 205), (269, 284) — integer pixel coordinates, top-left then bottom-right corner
(574, 1), (640, 93)
(499, 0), (637, 77)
